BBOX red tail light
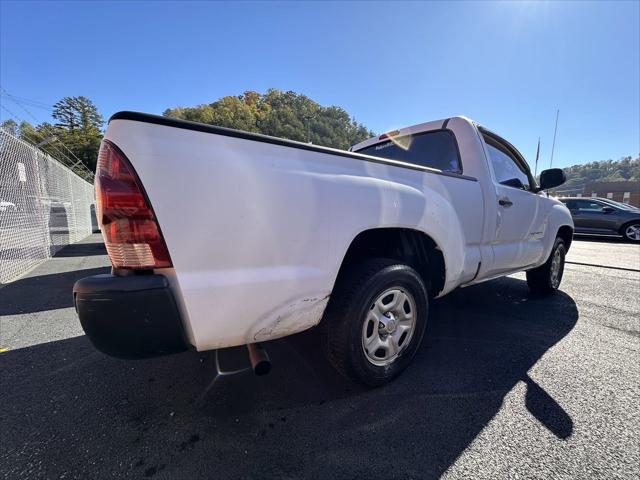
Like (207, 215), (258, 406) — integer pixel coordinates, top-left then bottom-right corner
(95, 140), (172, 269)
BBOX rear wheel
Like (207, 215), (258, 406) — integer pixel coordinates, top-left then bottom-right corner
(526, 238), (566, 295)
(621, 222), (640, 242)
(321, 258), (428, 387)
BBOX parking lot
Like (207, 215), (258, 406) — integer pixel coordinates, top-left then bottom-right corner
(1, 234), (638, 479)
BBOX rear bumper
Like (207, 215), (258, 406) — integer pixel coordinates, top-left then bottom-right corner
(73, 273), (189, 359)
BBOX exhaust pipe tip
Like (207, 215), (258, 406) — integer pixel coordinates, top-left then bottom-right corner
(247, 343), (271, 376)
(253, 359), (271, 376)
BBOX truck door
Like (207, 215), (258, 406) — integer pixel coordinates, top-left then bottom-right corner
(481, 132), (545, 275)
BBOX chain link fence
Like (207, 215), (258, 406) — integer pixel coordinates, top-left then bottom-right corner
(0, 128), (96, 285)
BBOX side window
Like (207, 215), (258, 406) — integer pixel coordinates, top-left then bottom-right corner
(575, 200), (606, 212)
(562, 199), (577, 210)
(355, 130), (461, 173)
(485, 142), (531, 190)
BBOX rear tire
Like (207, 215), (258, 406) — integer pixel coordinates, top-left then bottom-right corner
(321, 258), (428, 387)
(526, 238), (566, 295)
(621, 222), (640, 243)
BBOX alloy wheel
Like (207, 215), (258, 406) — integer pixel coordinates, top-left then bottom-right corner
(361, 288), (417, 366)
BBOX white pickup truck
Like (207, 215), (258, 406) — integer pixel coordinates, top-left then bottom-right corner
(74, 112), (573, 385)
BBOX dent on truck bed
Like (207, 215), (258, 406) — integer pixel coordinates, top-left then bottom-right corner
(249, 293), (331, 342)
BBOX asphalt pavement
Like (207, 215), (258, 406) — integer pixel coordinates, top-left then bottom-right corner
(0, 234), (638, 479)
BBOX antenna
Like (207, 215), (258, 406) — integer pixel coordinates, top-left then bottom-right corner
(550, 109), (559, 168)
(534, 137), (541, 176)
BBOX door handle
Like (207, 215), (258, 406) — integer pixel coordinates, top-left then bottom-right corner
(498, 198), (513, 207)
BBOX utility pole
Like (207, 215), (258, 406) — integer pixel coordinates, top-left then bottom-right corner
(534, 137), (541, 177)
(550, 109), (559, 168)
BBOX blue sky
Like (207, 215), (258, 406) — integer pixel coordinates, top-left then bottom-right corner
(1, 0), (638, 169)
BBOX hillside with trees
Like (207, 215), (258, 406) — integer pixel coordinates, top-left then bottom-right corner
(163, 89), (375, 150)
(560, 156), (639, 192)
(1, 90), (373, 175)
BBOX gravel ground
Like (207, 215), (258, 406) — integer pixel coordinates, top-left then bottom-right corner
(0, 234), (638, 479)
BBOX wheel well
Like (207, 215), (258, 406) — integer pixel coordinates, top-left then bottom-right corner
(557, 225), (574, 251)
(336, 228), (446, 298)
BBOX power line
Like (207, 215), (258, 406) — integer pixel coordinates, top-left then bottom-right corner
(0, 104), (73, 165)
(0, 104), (75, 165)
(0, 87), (47, 124)
(0, 87), (94, 176)
(1, 87), (96, 175)
(0, 92), (53, 111)
(0, 104), (94, 181)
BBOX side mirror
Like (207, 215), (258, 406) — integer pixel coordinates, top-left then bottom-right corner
(539, 168), (566, 191)
(602, 206), (615, 213)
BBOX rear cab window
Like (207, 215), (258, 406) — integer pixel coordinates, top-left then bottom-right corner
(355, 130), (462, 174)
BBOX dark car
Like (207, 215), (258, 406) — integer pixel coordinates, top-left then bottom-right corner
(558, 197), (640, 242)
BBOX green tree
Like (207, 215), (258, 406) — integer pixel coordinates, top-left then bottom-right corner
(561, 156), (640, 192)
(53, 96), (103, 133)
(51, 96), (104, 171)
(0, 119), (19, 136)
(164, 89), (375, 150)
(3, 97), (105, 174)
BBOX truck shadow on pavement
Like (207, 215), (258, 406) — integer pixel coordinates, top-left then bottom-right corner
(0, 267), (110, 315)
(0, 276), (578, 479)
(52, 241), (107, 257)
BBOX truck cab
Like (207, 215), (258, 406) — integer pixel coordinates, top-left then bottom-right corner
(351, 117), (572, 285)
